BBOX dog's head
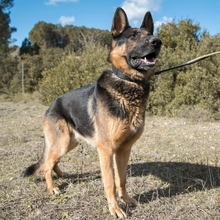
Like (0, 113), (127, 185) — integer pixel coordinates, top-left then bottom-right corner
(109, 7), (162, 81)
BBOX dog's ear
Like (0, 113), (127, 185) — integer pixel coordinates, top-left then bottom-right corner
(111, 7), (130, 37)
(140, 11), (154, 34)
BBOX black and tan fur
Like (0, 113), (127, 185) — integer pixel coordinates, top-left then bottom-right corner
(24, 7), (161, 218)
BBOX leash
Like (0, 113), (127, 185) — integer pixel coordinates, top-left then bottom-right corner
(155, 51), (220, 75)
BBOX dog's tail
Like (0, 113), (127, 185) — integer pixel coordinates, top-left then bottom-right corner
(23, 154), (45, 177)
(24, 162), (41, 177)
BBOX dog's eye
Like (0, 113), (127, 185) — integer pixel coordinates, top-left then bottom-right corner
(129, 32), (138, 40)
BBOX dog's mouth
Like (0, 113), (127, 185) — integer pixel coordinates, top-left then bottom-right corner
(131, 52), (157, 69)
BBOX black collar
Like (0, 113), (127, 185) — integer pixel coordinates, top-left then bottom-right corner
(112, 66), (132, 82)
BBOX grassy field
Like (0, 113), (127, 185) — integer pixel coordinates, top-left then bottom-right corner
(0, 98), (220, 219)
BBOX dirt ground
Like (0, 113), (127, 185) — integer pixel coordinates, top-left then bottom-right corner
(0, 99), (220, 219)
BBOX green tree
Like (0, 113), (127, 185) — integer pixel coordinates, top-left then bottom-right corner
(0, 0), (16, 55)
(0, 56), (18, 94)
(9, 47), (64, 94)
(29, 22), (69, 49)
(63, 26), (110, 52)
(172, 34), (220, 119)
(29, 22), (111, 52)
(19, 38), (40, 56)
(10, 54), (43, 93)
(29, 21), (56, 48)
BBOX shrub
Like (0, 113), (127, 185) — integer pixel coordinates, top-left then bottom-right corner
(39, 44), (110, 104)
(147, 21), (220, 120)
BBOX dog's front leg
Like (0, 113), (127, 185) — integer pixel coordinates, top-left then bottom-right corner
(97, 143), (127, 218)
(114, 145), (137, 206)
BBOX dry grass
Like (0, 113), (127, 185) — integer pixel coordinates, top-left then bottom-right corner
(0, 98), (220, 219)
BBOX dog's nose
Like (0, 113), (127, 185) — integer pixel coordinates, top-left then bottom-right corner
(149, 37), (162, 47)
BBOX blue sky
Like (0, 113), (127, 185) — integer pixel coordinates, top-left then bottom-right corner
(10, 0), (220, 46)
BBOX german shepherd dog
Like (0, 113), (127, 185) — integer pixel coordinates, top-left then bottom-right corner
(24, 7), (161, 218)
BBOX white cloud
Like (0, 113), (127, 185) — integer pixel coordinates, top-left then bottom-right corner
(58, 16), (75, 25)
(45, 0), (78, 6)
(121, 0), (162, 21)
(155, 16), (173, 29)
(121, 0), (172, 30)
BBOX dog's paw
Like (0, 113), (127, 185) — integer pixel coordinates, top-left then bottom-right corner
(48, 186), (61, 194)
(53, 187), (61, 194)
(109, 203), (127, 219)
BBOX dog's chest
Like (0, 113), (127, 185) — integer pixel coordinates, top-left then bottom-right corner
(111, 86), (148, 145)
(97, 72), (150, 136)
(122, 85), (148, 130)
(107, 80), (150, 130)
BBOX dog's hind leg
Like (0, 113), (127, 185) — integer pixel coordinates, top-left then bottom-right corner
(52, 135), (77, 178)
(53, 163), (64, 177)
(43, 117), (78, 194)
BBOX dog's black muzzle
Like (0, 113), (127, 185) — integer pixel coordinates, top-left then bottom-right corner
(129, 36), (162, 70)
